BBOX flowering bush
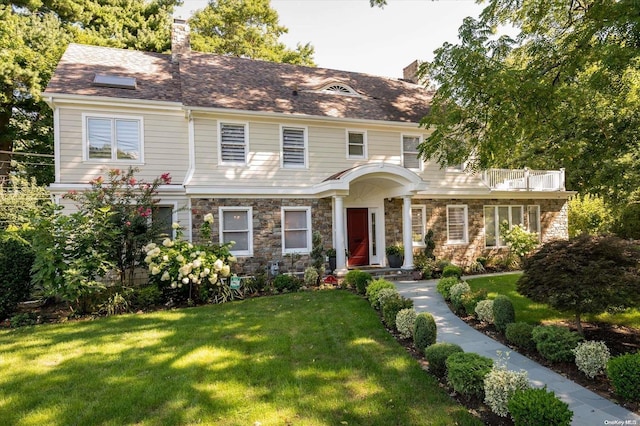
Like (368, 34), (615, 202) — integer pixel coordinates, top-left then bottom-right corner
(501, 222), (539, 258)
(475, 299), (495, 324)
(145, 215), (237, 305)
(395, 308), (417, 339)
(573, 341), (610, 378)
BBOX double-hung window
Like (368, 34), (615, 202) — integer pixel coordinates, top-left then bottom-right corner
(402, 135), (422, 170)
(219, 122), (247, 164)
(484, 205), (525, 247)
(347, 130), (366, 159)
(447, 205), (468, 244)
(282, 126), (307, 168)
(282, 207), (311, 254)
(152, 205), (175, 239)
(85, 115), (142, 161)
(219, 207), (253, 256)
(411, 205), (426, 247)
(527, 205), (541, 235)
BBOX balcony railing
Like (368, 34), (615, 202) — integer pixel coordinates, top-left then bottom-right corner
(481, 168), (565, 191)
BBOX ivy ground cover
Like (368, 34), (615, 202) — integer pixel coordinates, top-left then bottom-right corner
(0, 291), (480, 426)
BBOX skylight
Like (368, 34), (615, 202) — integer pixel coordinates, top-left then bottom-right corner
(93, 74), (137, 89)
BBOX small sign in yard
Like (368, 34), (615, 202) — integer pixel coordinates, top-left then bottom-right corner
(230, 276), (241, 290)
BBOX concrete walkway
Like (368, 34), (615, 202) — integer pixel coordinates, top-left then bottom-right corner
(394, 278), (640, 426)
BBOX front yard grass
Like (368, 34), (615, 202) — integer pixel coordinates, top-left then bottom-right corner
(0, 290), (480, 426)
(466, 273), (640, 329)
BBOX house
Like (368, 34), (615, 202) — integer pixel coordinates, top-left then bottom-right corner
(43, 20), (571, 276)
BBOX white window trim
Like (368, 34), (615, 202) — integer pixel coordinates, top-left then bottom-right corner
(402, 134), (423, 171)
(219, 206), (253, 256)
(280, 125), (308, 169)
(411, 205), (427, 247)
(346, 129), (367, 159)
(218, 121), (249, 166)
(81, 112), (144, 163)
(281, 206), (312, 254)
(446, 204), (468, 245)
(527, 204), (541, 237)
(484, 205), (525, 248)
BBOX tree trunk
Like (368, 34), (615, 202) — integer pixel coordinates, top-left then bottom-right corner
(0, 107), (13, 184)
(575, 312), (583, 335)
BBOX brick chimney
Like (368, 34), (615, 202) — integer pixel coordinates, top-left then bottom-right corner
(171, 18), (190, 64)
(402, 60), (420, 84)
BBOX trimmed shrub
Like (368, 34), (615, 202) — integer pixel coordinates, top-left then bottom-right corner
(446, 352), (493, 399)
(475, 300), (495, 324)
(273, 274), (302, 292)
(505, 322), (536, 351)
(376, 287), (399, 311)
(573, 341), (610, 379)
(303, 266), (319, 286)
(449, 281), (471, 313)
(395, 308), (417, 339)
(344, 270), (372, 295)
(442, 264), (462, 279)
(130, 285), (163, 310)
(382, 294), (413, 329)
(607, 353), (640, 402)
(493, 295), (515, 333)
(461, 288), (487, 317)
(508, 387), (573, 426)
(436, 276), (459, 300)
(532, 325), (583, 363)
(0, 232), (35, 321)
(424, 342), (464, 378)
(413, 312), (437, 351)
(366, 278), (396, 309)
(484, 367), (529, 417)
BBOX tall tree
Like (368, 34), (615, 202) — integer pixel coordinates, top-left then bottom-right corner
(417, 0), (640, 211)
(189, 0), (315, 65)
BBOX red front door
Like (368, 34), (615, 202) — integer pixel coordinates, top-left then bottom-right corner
(347, 208), (369, 267)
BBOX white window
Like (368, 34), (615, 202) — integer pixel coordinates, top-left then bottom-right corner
(527, 205), (541, 236)
(219, 207), (253, 256)
(152, 205), (176, 239)
(219, 122), (247, 164)
(411, 205), (426, 246)
(402, 135), (422, 170)
(84, 114), (143, 162)
(347, 130), (366, 159)
(484, 205), (525, 247)
(447, 205), (468, 244)
(281, 207), (311, 254)
(281, 126), (307, 168)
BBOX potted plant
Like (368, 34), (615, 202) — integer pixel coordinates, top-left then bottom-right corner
(385, 244), (404, 268)
(326, 248), (337, 273)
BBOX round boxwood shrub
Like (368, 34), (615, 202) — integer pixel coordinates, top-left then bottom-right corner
(395, 308), (417, 339)
(344, 270), (372, 295)
(436, 276), (459, 301)
(493, 295), (515, 333)
(376, 287), (399, 311)
(0, 232), (35, 321)
(475, 299), (495, 324)
(505, 322), (536, 351)
(424, 342), (464, 378)
(531, 325), (583, 363)
(449, 281), (471, 313)
(413, 312), (437, 351)
(607, 353), (640, 402)
(273, 274), (302, 292)
(573, 341), (610, 379)
(446, 352), (493, 399)
(483, 367), (529, 417)
(442, 264), (462, 279)
(382, 294), (413, 329)
(508, 387), (573, 426)
(365, 278), (396, 309)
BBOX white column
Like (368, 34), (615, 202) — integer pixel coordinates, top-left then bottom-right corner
(401, 195), (414, 270)
(334, 195), (348, 276)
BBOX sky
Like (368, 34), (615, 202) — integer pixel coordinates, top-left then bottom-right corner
(174, 0), (485, 79)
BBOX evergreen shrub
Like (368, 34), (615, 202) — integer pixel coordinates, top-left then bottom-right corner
(493, 295), (515, 333)
(413, 312), (437, 351)
(532, 325), (582, 363)
(424, 342), (463, 378)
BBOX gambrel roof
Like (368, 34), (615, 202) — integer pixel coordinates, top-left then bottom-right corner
(45, 43), (433, 123)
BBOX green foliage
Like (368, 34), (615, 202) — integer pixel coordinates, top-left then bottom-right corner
(484, 363), (529, 417)
(493, 295), (515, 333)
(344, 270), (372, 295)
(365, 278), (396, 309)
(573, 341), (610, 379)
(413, 312), (437, 351)
(395, 308), (417, 339)
(449, 281), (471, 313)
(436, 276), (459, 301)
(441, 264), (462, 279)
(461, 288), (487, 317)
(413, 253), (436, 279)
(424, 342), (463, 378)
(518, 234), (640, 333)
(99, 291), (130, 316)
(0, 177), (51, 231)
(129, 285), (162, 311)
(0, 232), (35, 320)
(445, 352), (493, 399)
(612, 202), (640, 240)
(531, 326), (583, 363)
(385, 243), (404, 256)
(508, 387), (573, 426)
(272, 274), (302, 293)
(505, 322), (536, 351)
(423, 229), (436, 259)
(310, 231), (324, 273)
(501, 223), (539, 259)
(303, 266), (319, 287)
(9, 312), (38, 328)
(375, 287), (399, 312)
(475, 299), (494, 324)
(607, 353), (640, 402)
(568, 194), (613, 237)
(189, 0), (315, 65)
(381, 294), (413, 329)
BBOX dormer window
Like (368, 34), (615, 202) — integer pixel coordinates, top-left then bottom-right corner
(319, 83), (359, 96)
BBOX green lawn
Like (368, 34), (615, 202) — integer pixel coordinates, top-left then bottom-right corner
(0, 291), (480, 426)
(466, 273), (640, 329)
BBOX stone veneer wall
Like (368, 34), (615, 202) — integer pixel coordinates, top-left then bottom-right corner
(191, 198), (333, 275)
(387, 197), (569, 267)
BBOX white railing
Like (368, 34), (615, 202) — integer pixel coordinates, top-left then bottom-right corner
(481, 168), (565, 191)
